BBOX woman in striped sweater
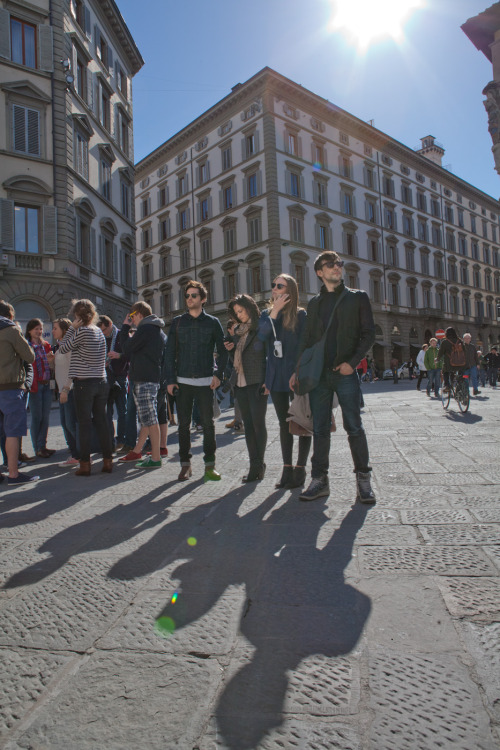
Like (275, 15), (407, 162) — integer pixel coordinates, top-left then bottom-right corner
(59, 299), (112, 475)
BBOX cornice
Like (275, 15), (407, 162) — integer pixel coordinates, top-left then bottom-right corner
(97, 0), (144, 75)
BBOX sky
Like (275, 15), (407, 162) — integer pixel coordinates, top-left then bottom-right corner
(116, 0), (498, 201)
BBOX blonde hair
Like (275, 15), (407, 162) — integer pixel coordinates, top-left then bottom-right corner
(69, 299), (98, 326)
(267, 273), (303, 331)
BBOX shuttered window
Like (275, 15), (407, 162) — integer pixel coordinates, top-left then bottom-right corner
(13, 105), (40, 155)
(11, 18), (37, 68)
(14, 205), (39, 253)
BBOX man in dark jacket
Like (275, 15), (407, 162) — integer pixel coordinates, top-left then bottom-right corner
(117, 302), (166, 469)
(97, 315), (129, 449)
(290, 251), (376, 503)
(484, 346), (500, 387)
(165, 280), (227, 482)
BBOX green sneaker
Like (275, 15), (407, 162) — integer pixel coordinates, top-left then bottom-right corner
(204, 467), (221, 482)
(135, 457), (162, 469)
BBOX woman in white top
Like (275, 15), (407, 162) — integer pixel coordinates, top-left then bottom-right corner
(47, 318), (79, 466)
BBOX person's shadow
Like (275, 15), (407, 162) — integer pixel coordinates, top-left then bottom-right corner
(148, 491), (372, 749)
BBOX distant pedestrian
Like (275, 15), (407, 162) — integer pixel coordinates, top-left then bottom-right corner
(478, 351), (487, 388)
(484, 347), (500, 387)
(416, 344), (428, 390)
(390, 356), (399, 384)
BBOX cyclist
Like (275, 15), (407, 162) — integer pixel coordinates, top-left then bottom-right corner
(438, 327), (466, 393)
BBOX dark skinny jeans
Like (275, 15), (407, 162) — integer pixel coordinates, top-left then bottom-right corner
(72, 378), (112, 462)
(177, 384), (216, 466)
(235, 383), (268, 470)
(271, 390), (311, 467)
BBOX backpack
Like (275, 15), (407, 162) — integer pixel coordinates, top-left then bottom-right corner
(449, 340), (466, 368)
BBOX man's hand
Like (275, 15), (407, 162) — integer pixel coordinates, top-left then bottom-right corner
(59, 391), (68, 405)
(167, 384), (178, 397)
(210, 376), (221, 391)
(334, 362), (354, 375)
(224, 341), (235, 351)
(107, 350), (121, 360)
(289, 372), (297, 391)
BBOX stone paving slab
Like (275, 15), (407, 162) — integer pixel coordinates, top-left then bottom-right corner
(1, 383), (499, 748)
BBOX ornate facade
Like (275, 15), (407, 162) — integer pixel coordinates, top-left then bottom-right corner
(0, 0), (143, 335)
(135, 68), (500, 370)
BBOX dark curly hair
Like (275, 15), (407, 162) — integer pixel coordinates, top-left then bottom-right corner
(227, 294), (260, 330)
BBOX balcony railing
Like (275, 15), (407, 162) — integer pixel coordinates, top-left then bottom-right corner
(15, 254), (42, 270)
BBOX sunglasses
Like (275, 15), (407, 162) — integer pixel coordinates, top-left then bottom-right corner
(271, 282), (286, 289)
(185, 292), (200, 299)
(321, 260), (344, 269)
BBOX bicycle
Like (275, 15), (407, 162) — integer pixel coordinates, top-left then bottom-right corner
(441, 371), (470, 413)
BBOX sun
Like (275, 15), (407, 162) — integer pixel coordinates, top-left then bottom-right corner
(328, 0), (425, 50)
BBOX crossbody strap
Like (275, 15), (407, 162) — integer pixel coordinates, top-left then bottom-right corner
(322, 287), (348, 338)
(269, 315), (277, 340)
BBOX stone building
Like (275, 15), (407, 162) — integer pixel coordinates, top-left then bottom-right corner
(0, 0), (143, 337)
(135, 68), (500, 371)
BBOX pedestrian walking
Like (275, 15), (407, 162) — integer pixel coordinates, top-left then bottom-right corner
(462, 333), (480, 395)
(164, 280), (227, 482)
(225, 294), (268, 482)
(289, 251), (376, 503)
(25, 318), (55, 458)
(478, 351), (487, 388)
(257, 273), (311, 488)
(484, 347), (500, 387)
(58, 299), (113, 476)
(0, 300), (39, 485)
(416, 344), (428, 390)
(424, 338), (441, 397)
(390, 355), (399, 384)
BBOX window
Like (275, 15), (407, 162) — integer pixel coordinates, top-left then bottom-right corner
(382, 175), (394, 197)
(314, 179), (328, 207)
(483, 221), (488, 239)
(247, 214), (262, 245)
(294, 264), (306, 292)
(200, 234), (212, 262)
(417, 218), (428, 242)
(179, 243), (190, 270)
(370, 276), (382, 303)
(198, 161), (209, 185)
(159, 184), (168, 208)
(96, 29), (111, 69)
(342, 189), (355, 216)
(100, 158), (112, 201)
(12, 105), (40, 156)
(286, 131), (297, 155)
(200, 197), (210, 221)
(445, 205), (454, 224)
(141, 258), (152, 285)
(420, 250), (430, 275)
(462, 295), (471, 317)
(484, 245), (490, 264)
(177, 173), (188, 198)
(494, 248), (500, 267)
(384, 206), (396, 230)
(406, 246), (415, 271)
(14, 205), (39, 253)
(247, 173), (258, 199)
(388, 280), (400, 305)
(340, 155), (352, 179)
(401, 184), (412, 206)
(368, 237), (379, 262)
(343, 230), (356, 255)
(471, 240), (479, 261)
(364, 165), (375, 189)
(223, 223), (236, 254)
(159, 215), (170, 241)
(75, 56), (88, 102)
(460, 263), (469, 285)
(223, 185), (233, 210)
(417, 192), (427, 212)
(224, 270), (237, 299)
(448, 259), (457, 282)
(244, 132), (257, 159)
(117, 108), (130, 155)
(470, 215), (477, 233)
(160, 253), (171, 276)
(431, 225), (442, 247)
(75, 130), (89, 179)
(117, 65), (128, 99)
(312, 142), (325, 168)
(387, 244), (398, 267)
(366, 200), (377, 224)
(446, 230), (455, 252)
(179, 208), (188, 232)
(221, 145), (232, 171)
(458, 208), (464, 228)
(492, 225), (497, 243)
(291, 215), (304, 243)
(99, 85), (110, 131)
(473, 266), (481, 287)
(450, 291), (459, 315)
(422, 285), (432, 308)
(161, 289), (172, 314)
(141, 197), (150, 219)
(407, 285), (418, 309)
(11, 17), (36, 68)
(435, 287), (445, 310)
(403, 214), (414, 237)
(430, 198), (440, 218)
(290, 173), (300, 198)
(458, 234), (467, 256)
(249, 264), (263, 293)
(434, 254), (444, 279)
(141, 226), (152, 250)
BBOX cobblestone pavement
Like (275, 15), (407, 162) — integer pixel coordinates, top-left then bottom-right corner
(1, 381), (499, 749)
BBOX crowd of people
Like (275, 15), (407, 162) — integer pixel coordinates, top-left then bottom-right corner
(2, 248), (497, 495)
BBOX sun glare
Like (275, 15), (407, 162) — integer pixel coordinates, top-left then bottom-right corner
(328, 0), (424, 50)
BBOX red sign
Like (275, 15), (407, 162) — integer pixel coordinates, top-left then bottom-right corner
(435, 329), (445, 339)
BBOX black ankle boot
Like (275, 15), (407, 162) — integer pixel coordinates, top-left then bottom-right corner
(275, 466), (293, 488)
(285, 466), (306, 488)
(243, 462), (266, 483)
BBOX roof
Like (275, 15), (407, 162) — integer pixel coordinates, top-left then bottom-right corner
(461, 2), (500, 61)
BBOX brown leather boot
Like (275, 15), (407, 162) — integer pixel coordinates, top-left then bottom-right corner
(75, 460), (91, 476)
(101, 458), (113, 473)
(178, 464), (192, 481)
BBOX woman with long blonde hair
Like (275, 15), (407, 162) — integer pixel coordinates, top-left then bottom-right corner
(258, 273), (311, 489)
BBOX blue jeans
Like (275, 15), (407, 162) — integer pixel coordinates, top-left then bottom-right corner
(309, 370), (370, 479)
(29, 383), (52, 452)
(59, 390), (79, 459)
(463, 366), (478, 392)
(107, 375), (128, 445)
(426, 369), (441, 396)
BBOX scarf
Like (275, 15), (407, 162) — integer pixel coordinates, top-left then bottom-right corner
(233, 321), (252, 388)
(33, 341), (51, 382)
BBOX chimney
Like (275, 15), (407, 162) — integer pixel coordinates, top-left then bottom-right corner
(416, 135), (445, 166)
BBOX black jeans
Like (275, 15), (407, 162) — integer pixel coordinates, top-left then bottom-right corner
(271, 390), (311, 466)
(177, 384), (216, 466)
(416, 370), (427, 389)
(73, 378), (112, 462)
(235, 384), (268, 470)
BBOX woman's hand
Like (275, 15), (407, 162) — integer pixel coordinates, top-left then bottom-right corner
(271, 294), (290, 316)
(46, 351), (55, 364)
(59, 391), (68, 405)
(289, 372), (297, 391)
(262, 384), (270, 396)
(224, 341), (235, 351)
(72, 317), (83, 329)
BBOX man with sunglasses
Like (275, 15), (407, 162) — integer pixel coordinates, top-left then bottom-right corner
(290, 251), (376, 503)
(165, 280), (227, 481)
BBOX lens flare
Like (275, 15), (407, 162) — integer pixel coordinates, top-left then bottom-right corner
(187, 536), (197, 546)
(155, 616), (176, 636)
(171, 591), (178, 604)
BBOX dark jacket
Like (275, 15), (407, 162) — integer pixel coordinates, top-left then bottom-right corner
(438, 337), (465, 373)
(297, 282), (375, 371)
(484, 351), (500, 368)
(229, 325), (266, 387)
(119, 315), (166, 384)
(258, 309), (306, 391)
(105, 325), (129, 380)
(164, 309), (227, 384)
(464, 342), (479, 369)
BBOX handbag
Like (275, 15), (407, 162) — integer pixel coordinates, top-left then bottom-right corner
(294, 289), (347, 395)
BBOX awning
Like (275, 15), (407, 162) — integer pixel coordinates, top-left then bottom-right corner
(391, 340), (406, 347)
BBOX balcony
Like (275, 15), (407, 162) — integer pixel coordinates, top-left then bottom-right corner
(418, 307), (443, 318)
(15, 254), (42, 270)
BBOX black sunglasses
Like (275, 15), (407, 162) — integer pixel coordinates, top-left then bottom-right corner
(185, 292), (200, 299)
(321, 260), (344, 269)
(271, 282), (286, 289)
